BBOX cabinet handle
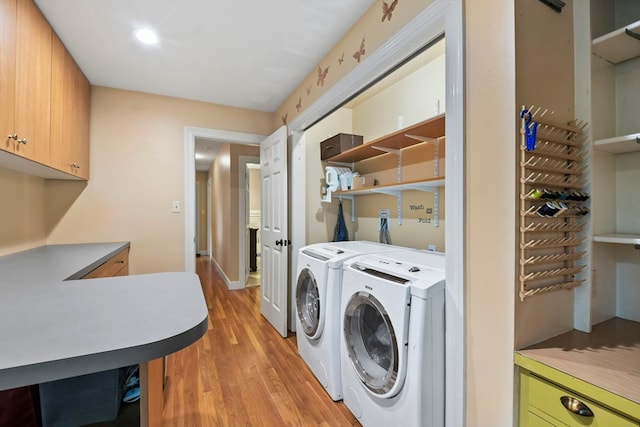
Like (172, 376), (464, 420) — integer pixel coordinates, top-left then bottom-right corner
(18, 138), (27, 145)
(7, 134), (18, 141)
(69, 162), (81, 169)
(560, 396), (594, 417)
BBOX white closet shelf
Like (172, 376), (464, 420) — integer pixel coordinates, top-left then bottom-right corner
(333, 177), (444, 196)
(594, 133), (640, 154)
(592, 20), (640, 64)
(593, 233), (640, 245)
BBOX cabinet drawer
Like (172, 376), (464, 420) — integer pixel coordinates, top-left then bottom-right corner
(525, 373), (637, 427)
(527, 409), (567, 427)
(83, 248), (129, 278)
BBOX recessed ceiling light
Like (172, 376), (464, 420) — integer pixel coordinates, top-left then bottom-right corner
(134, 28), (158, 45)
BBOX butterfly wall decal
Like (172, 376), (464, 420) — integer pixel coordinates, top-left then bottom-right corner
(282, 113), (288, 125)
(338, 53), (344, 65)
(353, 37), (366, 63)
(317, 65), (329, 87)
(382, 0), (398, 22)
(296, 96), (302, 112)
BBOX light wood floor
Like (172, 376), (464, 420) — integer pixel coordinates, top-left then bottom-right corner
(162, 257), (359, 426)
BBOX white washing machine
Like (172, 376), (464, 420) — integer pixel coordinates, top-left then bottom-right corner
(340, 250), (445, 427)
(295, 241), (404, 401)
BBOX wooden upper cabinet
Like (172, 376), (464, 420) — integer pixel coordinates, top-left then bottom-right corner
(1, 0), (90, 180)
(0, 0), (17, 155)
(13, 0), (51, 164)
(50, 32), (90, 179)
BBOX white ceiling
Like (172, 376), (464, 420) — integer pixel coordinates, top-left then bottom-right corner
(34, 0), (376, 113)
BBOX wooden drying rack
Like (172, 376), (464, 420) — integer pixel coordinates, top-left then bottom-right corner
(519, 106), (589, 300)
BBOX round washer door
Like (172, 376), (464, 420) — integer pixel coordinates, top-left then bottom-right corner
(343, 291), (401, 397)
(296, 267), (322, 339)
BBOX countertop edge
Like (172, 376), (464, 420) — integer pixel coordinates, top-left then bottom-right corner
(0, 314), (207, 391)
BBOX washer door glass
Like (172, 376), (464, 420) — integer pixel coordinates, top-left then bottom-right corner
(344, 292), (399, 396)
(296, 268), (321, 338)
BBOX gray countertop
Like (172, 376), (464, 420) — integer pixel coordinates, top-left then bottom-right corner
(0, 243), (208, 390)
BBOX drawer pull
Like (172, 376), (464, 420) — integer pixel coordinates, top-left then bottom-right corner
(560, 396), (594, 417)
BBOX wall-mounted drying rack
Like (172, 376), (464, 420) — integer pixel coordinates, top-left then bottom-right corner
(518, 105), (590, 300)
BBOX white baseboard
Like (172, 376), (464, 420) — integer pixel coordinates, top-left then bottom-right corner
(210, 256), (244, 290)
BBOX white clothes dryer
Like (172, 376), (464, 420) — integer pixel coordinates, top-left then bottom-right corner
(340, 250), (445, 427)
(295, 241), (404, 401)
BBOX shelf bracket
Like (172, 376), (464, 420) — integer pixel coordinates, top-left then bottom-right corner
(405, 134), (438, 143)
(433, 138), (439, 177)
(371, 146), (400, 155)
(338, 195), (355, 222)
(626, 28), (640, 41)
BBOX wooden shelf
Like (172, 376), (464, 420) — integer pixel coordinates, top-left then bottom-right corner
(593, 233), (640, 245)
(333, 177), (444, 196)
(592, 20), (640, 64)
(324, 114), (445, 163)
(594, 133), (640, 154)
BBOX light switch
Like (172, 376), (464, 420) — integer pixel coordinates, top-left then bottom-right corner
(172, 201), (181, 213)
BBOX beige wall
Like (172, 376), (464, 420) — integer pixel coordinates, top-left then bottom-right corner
(0, 169), (48, 256)
(46, 87), (272, 274)
(209, 143), (260, 282)
(464, 1), (516, 425)
(249, 168), (260, 211)
(210, 144), (231, 276)
(351, 39), (446, 141)
(196, 171), (208, 253)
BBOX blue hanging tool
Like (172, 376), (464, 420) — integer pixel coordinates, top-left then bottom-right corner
(521, 109), (538, 151)
(332, 200), (349, 242)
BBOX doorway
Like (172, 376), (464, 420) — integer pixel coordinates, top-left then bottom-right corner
(184, 127), (264, 275)
(239, 156), (261, 288)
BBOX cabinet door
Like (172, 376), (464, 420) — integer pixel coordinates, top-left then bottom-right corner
(14, 0), (51, 164)
(0, 0), (17, 154)
(50, 32), (90, 179)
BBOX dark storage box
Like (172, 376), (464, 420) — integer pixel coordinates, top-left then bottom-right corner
(320, 133), (363, 160)
(39, 368), (125, 427)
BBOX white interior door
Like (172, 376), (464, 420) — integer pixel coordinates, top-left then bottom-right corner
(260, 126), (288, 337)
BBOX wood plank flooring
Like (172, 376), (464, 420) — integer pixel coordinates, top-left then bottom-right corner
(162, 257), (359, 426)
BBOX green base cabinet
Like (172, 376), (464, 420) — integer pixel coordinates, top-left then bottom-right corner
(516, 354), (640, 427)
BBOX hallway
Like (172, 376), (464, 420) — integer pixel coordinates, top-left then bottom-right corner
(162, 257), (359, 426)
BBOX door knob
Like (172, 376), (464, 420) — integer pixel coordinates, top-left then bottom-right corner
(275, 239), (283, 246)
